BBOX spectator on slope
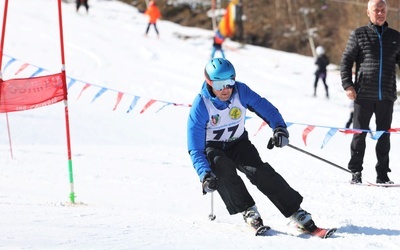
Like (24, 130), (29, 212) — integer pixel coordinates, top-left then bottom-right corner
(340, 0), (400, 184)
(313, 46), (330, 98)
(144, 1), (161, 38)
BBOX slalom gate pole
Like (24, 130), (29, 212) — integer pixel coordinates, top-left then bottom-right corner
(0, 0), (14, 159)
(57, 0), (75, 203)
(287, 143), (355, 177)
(209, 192), (216, 221)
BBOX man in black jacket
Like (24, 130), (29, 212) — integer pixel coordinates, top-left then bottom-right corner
(340, 0), (400, 184)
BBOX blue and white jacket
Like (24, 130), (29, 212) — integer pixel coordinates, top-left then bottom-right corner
(187, 81), (287, 182)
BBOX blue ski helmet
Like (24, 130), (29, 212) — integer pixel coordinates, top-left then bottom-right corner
(204, 58), (236, 86)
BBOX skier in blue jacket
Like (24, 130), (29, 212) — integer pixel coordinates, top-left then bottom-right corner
(187, 58), (329, 236)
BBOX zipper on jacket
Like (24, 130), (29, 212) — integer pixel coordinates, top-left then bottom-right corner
(375, 26), (383, 100)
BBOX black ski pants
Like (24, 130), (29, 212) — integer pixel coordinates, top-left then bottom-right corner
(145, 23), (159, 35)
(205, 134), (303, 217)
(76, 0), (89, 12)
(314, 72), (329, 96)
(348, 99), (393, 176)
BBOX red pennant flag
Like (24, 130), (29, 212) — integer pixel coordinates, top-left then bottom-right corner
(388, 128), (400, 132)
(302, 125), (315, 146)
(140, 99), (157, 114)
(113, 92), (124, 111)
(0, 73), (66, 113)
(14, 63), (30, 75)
(254, 121), (267, 136)
(76, 83), (91, 100)
(339, 129), (363, 134)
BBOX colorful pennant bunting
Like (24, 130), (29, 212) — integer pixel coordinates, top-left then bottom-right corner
(1, 54), (399, 150)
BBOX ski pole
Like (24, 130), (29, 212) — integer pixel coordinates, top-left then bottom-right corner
(286, 143), (355, 176)
(268, 138), (356, 178)
(208, 192), (216, 221)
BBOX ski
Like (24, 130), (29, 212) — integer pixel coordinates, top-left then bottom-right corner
(366, 181), (400, 187)
(309, 227), (337, 239)
(350, 181), (399, 187)
(287, 221), (336, 239)
(255, 225), (271, 236)
(252, 224), (336, 238)
(292, 226), (337, 239)
(293, 226), (337, 239)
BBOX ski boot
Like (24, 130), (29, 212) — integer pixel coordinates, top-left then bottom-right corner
(243, 205), (270, 236)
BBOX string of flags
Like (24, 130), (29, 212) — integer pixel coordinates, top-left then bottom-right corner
(2, 54), (399, 149)
(1, 54), (191, 115)
(253, 121), (400, 149)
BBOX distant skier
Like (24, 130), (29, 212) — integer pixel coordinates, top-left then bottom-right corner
(144, 1), (161, 38)
(313, 46), (330, 98)
(76, 0), (89, 14)
(211, 31), (226, 59)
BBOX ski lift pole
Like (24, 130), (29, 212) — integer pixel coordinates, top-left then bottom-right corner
(299, 7), (316, 58)
(211, 0), (217, 31)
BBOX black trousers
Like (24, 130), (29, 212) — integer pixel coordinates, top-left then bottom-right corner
(314, 72), (329, 96)
(206, 134), (302, 217)
(348, 99), (393, 175)
(76, 0), (89, 11)
(145, 23), (159, 35)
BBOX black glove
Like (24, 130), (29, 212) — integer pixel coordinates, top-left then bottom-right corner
(202, 172), (217, 195)
(271, 127), (289, 148)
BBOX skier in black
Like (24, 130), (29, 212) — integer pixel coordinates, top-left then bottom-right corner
(313, 46), (330, 98)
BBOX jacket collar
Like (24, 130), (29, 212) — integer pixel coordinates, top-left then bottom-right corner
(368, 21), (388, 29)
(367, 21), (388, 35)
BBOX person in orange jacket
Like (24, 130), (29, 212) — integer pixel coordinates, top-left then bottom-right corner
(144, 1), (161, 37)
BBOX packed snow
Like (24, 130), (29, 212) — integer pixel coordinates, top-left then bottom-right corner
(1, 0), (399, 249)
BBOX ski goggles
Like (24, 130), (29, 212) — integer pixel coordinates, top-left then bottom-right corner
(212, 79), (235, 91)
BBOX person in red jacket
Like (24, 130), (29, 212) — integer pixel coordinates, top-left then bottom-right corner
(144, 1), (161, 38)
(211, 31), (226, 59)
